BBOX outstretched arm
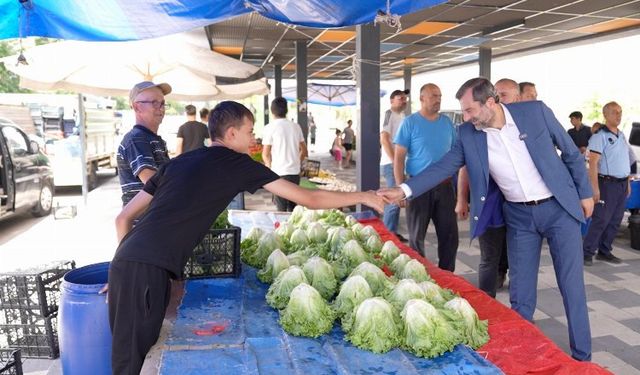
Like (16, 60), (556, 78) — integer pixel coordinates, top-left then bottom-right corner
(263, 178), (384, 213)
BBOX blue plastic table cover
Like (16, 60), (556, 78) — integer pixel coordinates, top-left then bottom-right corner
(160, 267), (502, 374)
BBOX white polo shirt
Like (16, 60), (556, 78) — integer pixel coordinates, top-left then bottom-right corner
(262, 118), (304, 176)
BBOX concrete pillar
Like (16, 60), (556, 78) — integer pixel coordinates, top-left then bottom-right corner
(403, 63), (412, 115)
(295, 41), (308, 139)
(355, 22), (381, 209)
(274, 64), (282, 98)
(263, 93), (269, 126)
(479, 47), (492, 80)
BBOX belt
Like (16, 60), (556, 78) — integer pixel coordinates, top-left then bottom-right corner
(598, 174), (627, 182)
(512, 196), (554, 206)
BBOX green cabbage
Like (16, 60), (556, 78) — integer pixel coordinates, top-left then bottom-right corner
(441, 297), (489, 349)
(365, 236), (383, 254)
(288, 205), (306, 225)
(351, 223), (364, 239)
(257, 249), (290, 284)
(275, 222), (294, 242)
(289, 228), (309, 250)
(328, 227), (355, 257)
(332, 275), (373, 319)
(266, 266), (308, 309)
(418, 281), (456, 306)
(360, 225), (379, 241)
(279, 283), (336, 338)
(397, 259), (433, 283)
(348, 262), (393, 296)
(241, 232), (283, 268)
(389, 253), (412, 275)
(286, 251), (310, 266)
(380, 241), (401, 264)
(306, 222), (328, 243)
(386, 279), (427, 311)
(239, 227), (265, 262)
(400, 299), (461, 358)
(302, 256), (338, 300)
(338, 240), (370, 270)
(345, 215), (358, 227)
(343, 297), (401, 353)
(317, 209), (347, 227)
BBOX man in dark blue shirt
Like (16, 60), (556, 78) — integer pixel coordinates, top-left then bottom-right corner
(117, 81), (172, 206)
(567, 111), (591, 154)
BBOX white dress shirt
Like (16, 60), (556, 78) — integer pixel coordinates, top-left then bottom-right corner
(484, 104), (552, 202)
(399, 104), (553, 202)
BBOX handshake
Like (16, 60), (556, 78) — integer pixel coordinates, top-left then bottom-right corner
(361, 187), (407, 213)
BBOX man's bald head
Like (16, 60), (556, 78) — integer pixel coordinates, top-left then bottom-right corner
(494, 78), (520, 104)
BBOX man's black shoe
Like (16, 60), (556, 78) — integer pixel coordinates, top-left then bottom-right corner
(496, 272), (507, 289)
(595, 252), (622, 264)
(394, 233), (408, 243)
(583, 256), (593, 266)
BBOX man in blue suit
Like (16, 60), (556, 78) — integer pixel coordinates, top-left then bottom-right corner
(378, 77), (594, 361)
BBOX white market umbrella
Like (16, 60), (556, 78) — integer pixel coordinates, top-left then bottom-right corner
(282, 83), (386, 107)
(0, 31), (268, 101)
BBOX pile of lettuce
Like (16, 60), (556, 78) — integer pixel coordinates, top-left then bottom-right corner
(239, 207), (489, 357)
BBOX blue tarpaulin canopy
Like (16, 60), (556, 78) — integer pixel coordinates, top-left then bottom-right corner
(0, 0), (446, 41)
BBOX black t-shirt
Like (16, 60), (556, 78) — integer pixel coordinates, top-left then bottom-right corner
(567, 125), (592, 149)
(113, 146), (279, 277)
(177, 121), (210, 153)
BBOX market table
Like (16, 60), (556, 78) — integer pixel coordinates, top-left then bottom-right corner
(159, 211), (611, 375)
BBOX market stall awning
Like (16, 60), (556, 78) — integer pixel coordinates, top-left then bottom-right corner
(0, 0), (446, 41)
(282, 83), (387, 107)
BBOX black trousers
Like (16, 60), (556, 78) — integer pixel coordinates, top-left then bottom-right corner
(274, 174), (300, 212)
(406, 180), (459, 271)
(478, 226), (508, 297)
(108, 260), (171, 375)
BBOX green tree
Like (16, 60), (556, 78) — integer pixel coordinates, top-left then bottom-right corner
(582, 95), (605, 125)
(0, 41), (30, 93)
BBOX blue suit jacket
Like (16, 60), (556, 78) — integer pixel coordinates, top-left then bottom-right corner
(406, 101), (593, 238)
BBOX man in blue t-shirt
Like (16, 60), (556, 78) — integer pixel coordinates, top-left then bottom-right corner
(393, 83), (459, 271)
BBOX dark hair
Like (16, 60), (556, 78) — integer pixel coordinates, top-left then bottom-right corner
(208, 101), (254, 140)
(185, 104), (197, 116)
(569, 111), (583, 120)
(270, 97), (288, 117)
(390, 89), (409, 99)
(335, 129), (342, 135)
(519, 81), (535, 94)
(199, 107), (209, 121)
(455, 77), (497, 105)
(347, 120), (352, 126)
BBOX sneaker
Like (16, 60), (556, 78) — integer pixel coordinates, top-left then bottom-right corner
(595, 252), (622, 264)
(394, 233), (408, 243)
(583, 256), (593, 266)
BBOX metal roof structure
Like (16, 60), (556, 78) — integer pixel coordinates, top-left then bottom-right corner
(204, 0), (640, 80)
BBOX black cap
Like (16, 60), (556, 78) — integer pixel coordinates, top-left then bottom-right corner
(390, 89), (410, 99)
(569, 111), (583, 119)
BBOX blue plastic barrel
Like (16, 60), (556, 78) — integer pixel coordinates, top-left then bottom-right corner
(59, 262), (111, 375)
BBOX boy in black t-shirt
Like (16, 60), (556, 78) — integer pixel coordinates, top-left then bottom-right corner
(105, 101), (384, 374)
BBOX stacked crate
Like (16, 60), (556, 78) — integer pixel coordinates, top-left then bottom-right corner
(0, 261), (75, 359)
(0, 349), (22, 375)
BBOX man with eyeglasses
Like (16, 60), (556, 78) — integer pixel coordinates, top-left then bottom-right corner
(117, 81), (172, 206)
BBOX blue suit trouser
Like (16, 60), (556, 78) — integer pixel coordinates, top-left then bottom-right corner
(583, 178), (628, 257)
(381, 164), (400, 233)
(503, 198), (591, 361)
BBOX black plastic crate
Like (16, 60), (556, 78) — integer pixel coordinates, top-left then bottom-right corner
(0, 313), (58, 359)
(301, 159), (321, 178)
(0, 261), (75, 319)
(0, 349), (22, 375)
(184, 226), (242, 279)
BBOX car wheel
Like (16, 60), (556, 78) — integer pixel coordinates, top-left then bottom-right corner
(33, 182), (54, 217)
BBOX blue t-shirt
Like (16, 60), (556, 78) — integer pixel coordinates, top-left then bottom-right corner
(588, 127), (630, 178)
(393, 113), (456, 176)
(117, 125), (170, 205)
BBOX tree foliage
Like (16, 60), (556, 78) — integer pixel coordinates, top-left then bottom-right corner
(0, 41), (30, 93)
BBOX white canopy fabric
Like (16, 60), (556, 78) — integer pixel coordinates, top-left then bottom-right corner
(1, 31), (268, 101)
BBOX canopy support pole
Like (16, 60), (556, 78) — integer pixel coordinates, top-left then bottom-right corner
(295, 41), (308, 140)
(404, 63), (412, 115)
(479, 47), (492, 80)
(355, 22), (381, 212)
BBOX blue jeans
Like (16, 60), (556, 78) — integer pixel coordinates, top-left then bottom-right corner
(381, 164), (399, 233)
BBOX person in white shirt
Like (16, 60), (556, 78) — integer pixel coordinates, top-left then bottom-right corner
(262, 97), (308, 211)
(380, 89), (409, 242)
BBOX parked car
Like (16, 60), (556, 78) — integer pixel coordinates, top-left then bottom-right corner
(0, 117), (54, 220)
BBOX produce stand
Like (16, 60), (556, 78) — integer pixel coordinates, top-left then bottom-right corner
(158, 211), (610, 375)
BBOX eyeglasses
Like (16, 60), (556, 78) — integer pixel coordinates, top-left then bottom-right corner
(135, 100), (167, 109)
